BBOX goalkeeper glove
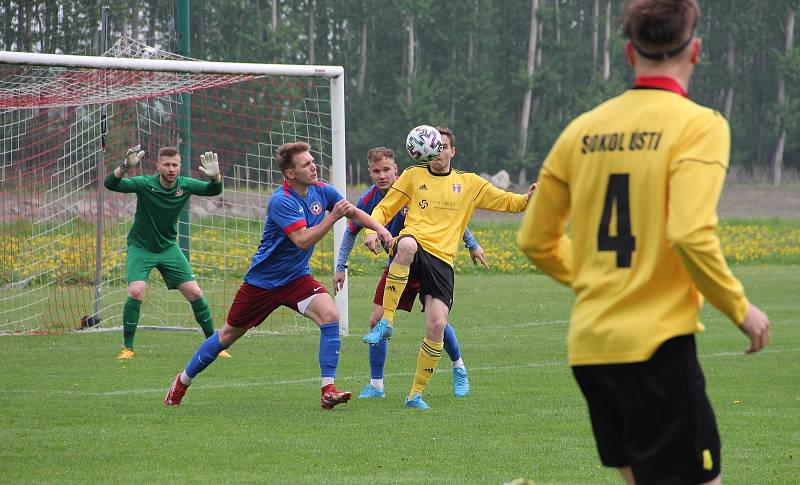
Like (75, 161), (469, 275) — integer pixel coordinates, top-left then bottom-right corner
(198, 151), (221, 182)
(120, 145), (145, 172)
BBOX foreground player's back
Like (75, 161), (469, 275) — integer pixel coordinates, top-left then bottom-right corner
(532, 87), (747, 365)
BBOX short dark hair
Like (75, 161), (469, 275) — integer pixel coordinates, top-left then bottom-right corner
(158, 146), (180, 159)
(623, 0), (699, 60)
(277, 142), (311, 173)
(367, 147), (395, 164)
(436, 126), (454, 148)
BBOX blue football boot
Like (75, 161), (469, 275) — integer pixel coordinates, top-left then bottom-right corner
(363, 319), (393, 344)
(452, 366), (470, 397)
(404, 393), (430, 410)
(358, 384), (385, 399)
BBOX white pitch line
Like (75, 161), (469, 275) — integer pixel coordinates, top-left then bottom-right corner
(3, 347), (795, 398)
(473, 319), (569, 330)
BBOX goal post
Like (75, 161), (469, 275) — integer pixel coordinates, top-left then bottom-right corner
(0, 42), (349, 336)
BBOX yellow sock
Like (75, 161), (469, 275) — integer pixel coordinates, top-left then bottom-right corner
(382, 261), (409, 326)
(409, 337), (443, 398)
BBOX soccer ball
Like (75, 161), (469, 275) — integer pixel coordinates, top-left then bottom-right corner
(405, 125), (443, 163)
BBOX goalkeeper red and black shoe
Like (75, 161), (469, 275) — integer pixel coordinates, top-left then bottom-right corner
(164, 373), (189, 406)
(320, 384), (352, 410)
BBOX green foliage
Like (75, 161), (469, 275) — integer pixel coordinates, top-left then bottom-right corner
(3, 0), (799, 176)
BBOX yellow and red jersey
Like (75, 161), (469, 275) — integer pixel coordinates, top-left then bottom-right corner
(518, 78), (749, 365)
(367, 164), (527, 266)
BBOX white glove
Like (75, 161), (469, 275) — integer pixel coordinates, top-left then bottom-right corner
(121, 145), (145, 171)
(198, 151), (221, 182)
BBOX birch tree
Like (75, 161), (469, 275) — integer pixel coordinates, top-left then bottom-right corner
(603, 0), (611, 81)
(517, 0), (539, 184)
(770, 4), (796, 184)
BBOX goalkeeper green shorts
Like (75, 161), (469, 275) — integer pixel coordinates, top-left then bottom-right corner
(125, 244), (196, 289)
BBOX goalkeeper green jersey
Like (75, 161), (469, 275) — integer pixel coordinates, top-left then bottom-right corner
(105, 173), (222, 253)
(366, 164), (527, 267)
(518, 81), (749, 366)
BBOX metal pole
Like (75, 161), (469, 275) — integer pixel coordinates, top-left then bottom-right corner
(177, 0), (191, 259)
(330, 73), (348, 336)
(0, 51), (344, 78)
(92, 5), (111, 327)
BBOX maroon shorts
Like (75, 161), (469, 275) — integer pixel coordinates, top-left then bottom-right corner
(372, 266), (421, 313)
(227, 275), (328, 329)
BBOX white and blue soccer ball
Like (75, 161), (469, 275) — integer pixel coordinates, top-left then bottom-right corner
(405, 125), (443, 163)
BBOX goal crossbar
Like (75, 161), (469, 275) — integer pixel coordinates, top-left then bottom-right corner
(0, 51), (344, 78)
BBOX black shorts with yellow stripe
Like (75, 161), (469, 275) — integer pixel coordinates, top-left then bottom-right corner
(393, 234), (454, 310)
(572, 335), (721, 484)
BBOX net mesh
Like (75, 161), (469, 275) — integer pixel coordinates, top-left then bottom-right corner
(0, 38), (337, 335)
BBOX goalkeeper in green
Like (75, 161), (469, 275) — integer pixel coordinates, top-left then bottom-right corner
(104, 145), (226, 360)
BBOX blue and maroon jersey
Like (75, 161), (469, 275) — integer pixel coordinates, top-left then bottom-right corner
(244, 180), (343, 289)
(348, 185), (407, 237)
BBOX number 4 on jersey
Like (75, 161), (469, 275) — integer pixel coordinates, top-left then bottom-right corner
(597, 173), (636, 268)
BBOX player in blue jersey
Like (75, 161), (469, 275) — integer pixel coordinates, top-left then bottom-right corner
(332, 147), (487, 399)
(164, 142), (393, 409)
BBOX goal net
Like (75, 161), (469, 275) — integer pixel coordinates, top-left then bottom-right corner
(0, 38), (349, 336)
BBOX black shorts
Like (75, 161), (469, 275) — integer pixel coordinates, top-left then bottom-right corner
(393, 235), (454, 310)
(572, 335), (721, 485)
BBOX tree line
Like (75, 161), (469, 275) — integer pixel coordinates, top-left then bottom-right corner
(2, 0), (798, 184)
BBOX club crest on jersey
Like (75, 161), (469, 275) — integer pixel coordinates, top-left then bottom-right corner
(310, 201), (323, 215)
(175, 187), (184, 197)
(452, 184), (461, 193)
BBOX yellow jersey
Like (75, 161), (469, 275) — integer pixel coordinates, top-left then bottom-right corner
(367, 164), (528, 266)
(518, 82), (749, 366)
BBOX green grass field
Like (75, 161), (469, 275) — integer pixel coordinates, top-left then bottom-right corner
(0, 267), (797, 484)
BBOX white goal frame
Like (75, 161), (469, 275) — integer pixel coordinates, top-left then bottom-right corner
(0, 51), (350, 335)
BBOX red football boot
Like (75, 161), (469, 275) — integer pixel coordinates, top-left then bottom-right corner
(320, 384), (352, 410)
(164, 373), (189, 406)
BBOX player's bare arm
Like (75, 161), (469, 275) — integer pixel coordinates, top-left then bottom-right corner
(288, 199), (353, 250)
(739, 303), (770, 353)
(350, 208), (392, 254)
(332, 271), (346, 295)
(525, 181), (539, 202)
(470, 245), (488, 268)
(364, 232), (381, 254)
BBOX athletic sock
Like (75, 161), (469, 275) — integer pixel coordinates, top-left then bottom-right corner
(122, 296), (142, 350)
(179, 371), (192, 386)
(185, 332), (226, 379)
(319, 323), (340, 379)
(409, 337), (443, 398)
(370, 378), (384, 390)
(190, 296), (215, 337)
(369, 340), (389, 380)
(443, 322), (461, 362)
(382, 262), (409, 326)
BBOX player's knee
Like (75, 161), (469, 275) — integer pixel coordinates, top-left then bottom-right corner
(185, 287), (203, 301)
(179, 282), (203, 301)
(127, 283), (146, 300)
(428, 316), (447, 332)
(395, 237), (417, 256)
(318, 306), (340, 324)
(218, 324), (244, 346)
